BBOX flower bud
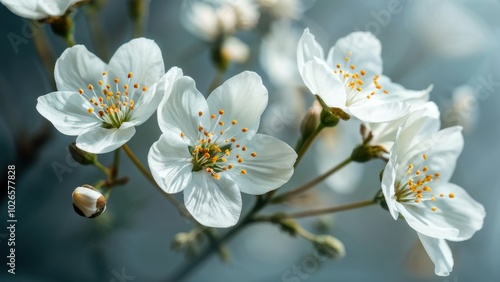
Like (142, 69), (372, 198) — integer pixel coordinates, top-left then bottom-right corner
(72, 185), (107, 218)
(171, 232), (191, 251)
(69, 142), (96, 165)
(313, 235), (345, 260)
(300, 100), (321, 140)
(350, 144), (387, 163)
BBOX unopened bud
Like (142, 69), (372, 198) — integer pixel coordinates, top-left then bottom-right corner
(313, 235), (345, 260)
(72, 185), (107, 218)
(315, 95), (341, 127)
(300, 101), (322, 140)
(69, 142), (96, 165)
(277, 218), (299, 236)
(351, 144), (386, 163)
(171, 232), (191, 251)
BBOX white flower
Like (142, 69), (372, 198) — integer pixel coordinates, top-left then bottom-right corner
(381, 108), (485, 276)
(1, 0), (83, 20)
(297, 29), (430, 123)
(148, 71), (297, 228)
(181, 0), (258, 42)
(442, 85), (479, 133)
(221, 36), (250, 63)
(36, 38), (180, 154)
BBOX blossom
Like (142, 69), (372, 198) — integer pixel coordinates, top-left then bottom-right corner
(257, 0), (304, 21)
(297, 29), (431, 123)
(181, 0), (259, 42)
(1, 0), (84, 20)
(36, 38), (180, 154)
(148, 71), (297, 228)
(381, 107), (485, 276)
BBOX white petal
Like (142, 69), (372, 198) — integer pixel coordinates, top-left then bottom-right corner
(381, 158), (399, 220)
(375, 76), (432, 105)
(297, 28), (324, 77)
(328, 32), (382, 77)
(348, 101), (409, 123)
(131, 67), (184, 126)
(158, 76), (209, 143)
(419, 183), (485, 241)
(207, 71), (267, 143)
(76, 125), (136, 154)
(302, 58), (346, 108)
(396, 202), (459, 239)
(402, 126), (464, 183)
(54, 45), (107, 92)
(225, 134), (296, 195)
(184, 173), (242, 228)
(417, 233), (453, 276)
(394, 102), (441, 157)
(108, 38), (165, 87)
(36, 91), (101, 136)
(148, 131), (193, 194)
(1, 0), (81, 19)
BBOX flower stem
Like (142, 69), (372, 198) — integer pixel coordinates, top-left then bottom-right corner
(129, 0), (149, 38)
(31, 21), (56, 86)
(294, 124), (324, 169)
(271, 157), (352, 203)
(121, 144), (192, 220)
(93, 160), (111, 178)
(85, 5), (109, 60)
(281, 199), (377, 219)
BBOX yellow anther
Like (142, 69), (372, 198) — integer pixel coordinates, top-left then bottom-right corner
(251, 152), (257, 157)
(213, 173), (220, 180)
(198, 111), (203, 116)
(142, 86), (147, 92)
(219, 109), (224, 115)
(242, 128), (248, 132)
(114, 78), (119, 84)
(133, 84), (139, 89)
(242, 146), (247, 151)
(225, 149), (230, 156)
(218, 121), (224, 126)
(88, 84), (94, 90)
(238, 158), (243, 163)
(211, 114), (216, 119)
(344, 57), (349, 61)
(180, 132), (185, 138)
(221, 158), (227, 162)
(336, 64), (341, 68)
(449, 193), (455, 198)
(423, 154), (428, 160)
(360, 70), (366, 76)
(232, 119), (237, 125)
(98, 80), (103, 86)
(240, 169), (247, 175)
(87, 108), (94, 114)
(102, 71), (107, 76)
(423, 166), (428, 172)
(383, 90), (389, 94)
(128, 72), (133, 78)
(78, 89), (84, 94)
(423, 186), (432, 192)
(236, 154), (240, 159)
(230, 138), (236, 142)
(440, 193), (444, 197)
(431, 207), (437, 212)
(228, 164), (233, 169)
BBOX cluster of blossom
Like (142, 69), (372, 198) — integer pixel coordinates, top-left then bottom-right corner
(3, 0), (485, 277)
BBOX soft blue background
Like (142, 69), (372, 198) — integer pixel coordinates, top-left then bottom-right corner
(1, 0), (499, 281)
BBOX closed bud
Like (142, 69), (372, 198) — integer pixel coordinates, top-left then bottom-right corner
(300, 101), (321, 140)
(313, 235), (345, 260)
(171, 232), (191, 251)
(69, 142), (96, 165)
(351, 144), (387, 163)
(72, 185), (107, 218)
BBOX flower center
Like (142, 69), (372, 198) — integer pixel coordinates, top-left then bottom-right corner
(182, 109), (258, 180)
(78, 71), (148, 128)
(395, 153), (455, 212)
(333, 51), (389, 106)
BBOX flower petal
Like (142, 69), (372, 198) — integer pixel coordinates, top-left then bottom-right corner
(374, 76), (432, 105)
(417, 233), (453, 276)
(184, 173), (242, 228)
(76, 125), (136, 154)
(419, 182), (485, 241)
(1, 0), (81, 19)
(225, 134), (296, 195)
(297, 28), (324, 77)
(54, 45), (107, 92)
(402, 126), (464, 183)
(36, 91), (101, 135)
(148, 131), (193, 194)
(207, 71), (268, 143)
(327, 31), (382, 77)
(108, 38), (165, 87)
(302, 58), (346, 108)
(396, 202), (459, 239)
(158, 76), (209, 143)
(131, 67), (184, 126)
(381, 158), (399, 220)
(348, 101), (409, 123)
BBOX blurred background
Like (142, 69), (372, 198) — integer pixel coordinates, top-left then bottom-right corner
(1, 0), (499, 281)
